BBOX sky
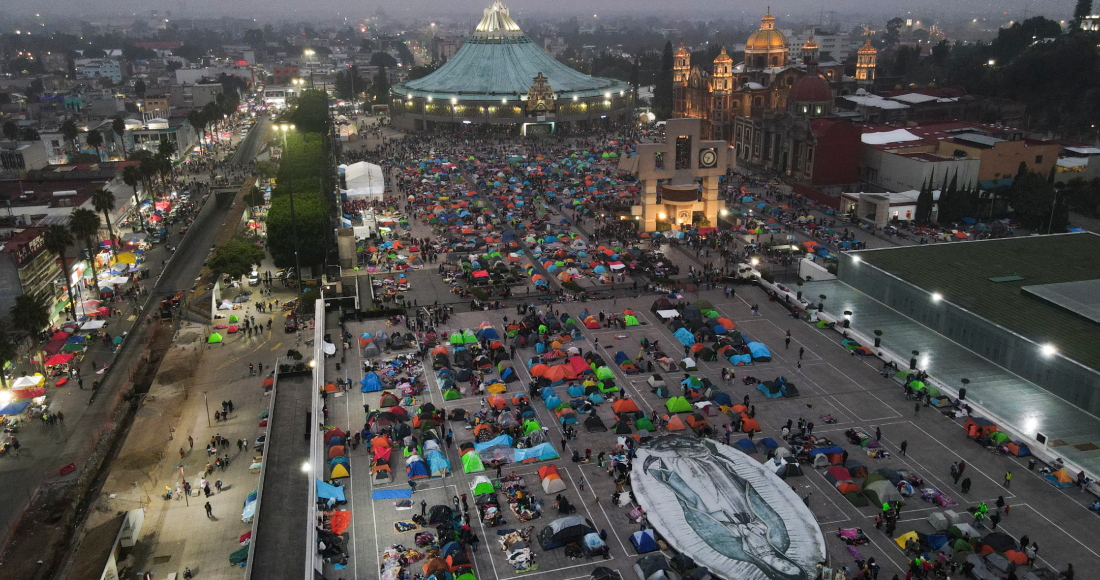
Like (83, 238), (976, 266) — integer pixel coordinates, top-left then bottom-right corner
(5, 0), (1076, 22)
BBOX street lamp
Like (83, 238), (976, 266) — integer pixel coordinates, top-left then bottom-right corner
(304, 50), (316, 88)
(277, 124), (304, 310)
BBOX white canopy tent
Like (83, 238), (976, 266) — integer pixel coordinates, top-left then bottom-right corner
(341, 162), (385, 201)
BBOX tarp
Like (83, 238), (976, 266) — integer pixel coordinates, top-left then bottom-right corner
(515, 442), (558, 462)
(317, 480), (346, 502)
(360, 372), (382, 392)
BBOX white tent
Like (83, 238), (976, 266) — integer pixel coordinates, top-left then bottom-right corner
(341, 162), (385, 201)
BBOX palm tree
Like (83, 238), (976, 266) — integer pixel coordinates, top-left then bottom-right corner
(187, 109), (206, 154)
(43, 225), (77, 320)
(70, 208), (103, 294)
(157, 139), (178, 160)
(10, 293), (51, 373)
(86, 128), (104, 161)
(139, 154), (158, 195)
(112, 117), (127, 158)
(60, 119), (79, 157)
(121, 164), (143, 224)
(0, 331), (16, 388)
(91, 188), (118, 259)
(2, 120), (18, 143)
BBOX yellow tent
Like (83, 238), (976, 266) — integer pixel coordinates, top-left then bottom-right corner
(486, 382), (507, 394)
(895, 531), (919, 548)
(116, 252), (137, 264)
(331, 464), (350, 479)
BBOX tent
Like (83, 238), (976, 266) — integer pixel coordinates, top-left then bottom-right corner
(673, 328), (695, 347)
(1044, 468), (1074, 488)
(360, 372), (382, 392)
(515, 443), (559, 462)
(585, 415), (608, 432)
(330, 463), (350, 479)
(612, 399), (640, 415)
(733, 438), (756, 454)
(591, 568), (622, 580)
(635, 554), (682, 580)
(539, 464), (567, 493)
(472, 476), (495, 496)
(863, 479), (904, 505)
(630, 529), (659, 553)
(407, 456), (429, 480)
(537, 516), (596, 549)
(380, 392), (400, 407)
(342, 161), (386, 200)
(747, 342), (771, 361)
(665, 397), (692, 413)
(427, 450), (451, 477)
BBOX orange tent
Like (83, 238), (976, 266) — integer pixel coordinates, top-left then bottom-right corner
(665, 415), (688, 431)
(328, 445), (346, 459)
(473, 424), (493, 438)
(612, 399), (640, 414)
(432, 345), (448, 355)
(717, 317), (735, 329)
(324, 382), (338, 393)
(1004, 551), (1028, 565)
(731, 405), (747, 414)
(685, 414), (708, 430)
(740, 417), (761, 432)
(530, 364), (550, 377)
(488, 395), (506, 409)
(837, 482), (862, 495)
(371, 436), (391, 448)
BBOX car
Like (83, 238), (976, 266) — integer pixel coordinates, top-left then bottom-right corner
(284, 318), (298, 333)
(150, 233), (164, 244)
(179, 226), (189, 236)
(248, 271), (261, 285)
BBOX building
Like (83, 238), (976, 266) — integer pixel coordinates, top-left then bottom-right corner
(782, 29), (852, 63)
(625, 117), (729, 232)
(1054, 145), (1100, 185)
(75, 59), (123, 83)
(391, 2), (632, 133)
(0, 142), (49, 171)
(0, 227), (67, 321)
(272, 66), (301, 85)
(732, 63), (862, 189)
(431, 35), (466, 62)
(673, 13), (862, 143)
(859, 146), (980, 193)
(174, 65), (253, 85)
(263, 86), (301, 109)
(860, 122), (1060, 187)
(129, 118), (197, 159)
(143, 95), (171, 116)
(840, 189), (942, 226)
(192, 83), (224, 108)
(839, 233), (1100, 417)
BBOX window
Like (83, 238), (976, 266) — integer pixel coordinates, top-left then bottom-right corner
(1035, 155), (1043, 164)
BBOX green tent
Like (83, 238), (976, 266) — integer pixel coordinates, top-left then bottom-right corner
(909, 381), (927, 391)
(694, 300), (714, 311)
(816, 320), (830, 328)
(624, 315), (639, 326)
(463, 329), (478, 344)
(462, 452), (485, 473)
(892, 370), (913, 385)
(472, 476), (495, 495)
(989, 431), (1011, 445)
(599, 381), (618, 393)
(636, 417), (655, 431)
(595, 367), (614, 380)
(443, 389), (461, 401)
(844, 491), (869, 507)
(208, 332), (223, 344)
(229, 315), (239, 323)
(523, 420), (542, 435)
(449, 332), (464, 345)
(456, 572), (477, 580)
(683, 376), (702, 388)
(666, 397), (692, 413)
(952, 538), (974, 552)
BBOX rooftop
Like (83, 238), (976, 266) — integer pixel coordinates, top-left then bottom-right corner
(851, 233), (1100, 372)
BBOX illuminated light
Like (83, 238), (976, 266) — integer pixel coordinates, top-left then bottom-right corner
(851, 255), (861, 263)
(573, 95), (578, 101)
(1041, 344), (1057, 357)
(720, 209), (729, 216)
(751, 257), (760, 266)
(502, 98), (507, 104)
(427, 96), (433, 102)
(604, 92), (611, 98)
(301, 461), (311, 472)
(451, 97), (457, 104)
(931, 292), (943, 302)
(658, 212), (667, 220)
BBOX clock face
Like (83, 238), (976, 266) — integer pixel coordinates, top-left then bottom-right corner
(699, 148), (717, 168)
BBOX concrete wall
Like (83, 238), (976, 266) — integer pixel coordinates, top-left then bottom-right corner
(838, 253), (1100, 415)
(861, 147), (980, 192)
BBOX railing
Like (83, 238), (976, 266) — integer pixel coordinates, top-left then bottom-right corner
(243, 358), (281, 579)
(305, 298), (325, 580)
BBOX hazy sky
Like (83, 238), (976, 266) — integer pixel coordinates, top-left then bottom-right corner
(6, 0), (1076, 22)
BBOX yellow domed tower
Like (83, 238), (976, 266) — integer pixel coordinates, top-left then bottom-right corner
(712, 46), (733, 92)
(673, 42), (691, 86)
(856, 37), (877, 86)
(801, 35), (819, 65)
(745, 11), (789, 69)
(710, 46), (734, 139)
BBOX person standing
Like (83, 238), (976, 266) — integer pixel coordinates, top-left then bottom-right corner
(204, 502), (213, 517)
(798, 346), (805, 360)
(188, 435), (194, 450)
(1004, 471), (1012, 488)
(420, 500), (427, 516)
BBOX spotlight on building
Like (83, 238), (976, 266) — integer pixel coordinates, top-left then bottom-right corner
(1041, 344), (1057, 357)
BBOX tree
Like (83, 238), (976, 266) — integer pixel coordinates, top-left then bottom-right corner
(370, 51), (398, 68)
(208, 236), (266, 280)
(883, 17), (905, 48)
(0, 331), (16, 387)
(20, 127), (39, 141)
(157, 139), (178, 160)
(112, 117), (127, 157)
(334, 64), (365, 101)
(122, 164), (143, 215)
(187, 109), (206, 154)
(629, 59), (640, 101)
(1009, 169), (1058, 230)
(244, 186), (266, 207)
(2, 120), (18, 142)
(915, 174), (934, 224)
(69, 208), (102, 294)
(10, 293), (51, 372)
(86, 129), (104, 161)
(134, 78), (147, 98)
(91, 188), (119, 259)
(43, 225), (77, 320)
(373, 65), (392, 106)
(266, 193), (329, 270)
(1075, 0), (1093, 27)
(291, 89), (333, 134)
(652, 41), (675, 119)
(60, 119), (79, 156)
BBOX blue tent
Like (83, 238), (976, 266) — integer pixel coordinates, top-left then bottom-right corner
(540, 387), (557, 400)
(316, 480), (345, 502)
(501, 367), (517, 383)
(758, 382), (783, 398)
(568, 384), (584, 397)
(406, 458), (429, 479)
(328, 435), (342, 445)
(360, 372), (382, 392)
(427, 450), (451, 476)
(729, 354), (753, 365)
(711, 392), (732, 406)
(475, 435), (514, 451)
(926, 534), (950, 550)
(747, 342), (771, 361)
(807, 446), (844, 458)
(545, 395), (562, 409)
(614, 351), (630, 365)
(757, 437), (780, 450)
(674, 328), (695, 346)
(476, 327), (500, 340)
(630, 529), (659, 553)
(733, 438), (757, 454)
(514, 442), (559, 462)
(330, 456), (350, 467)
(712, 325), (727, 335)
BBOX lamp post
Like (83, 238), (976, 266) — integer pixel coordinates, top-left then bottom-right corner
(278, 124), (304, 310)
(304, 50), (316, 89)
